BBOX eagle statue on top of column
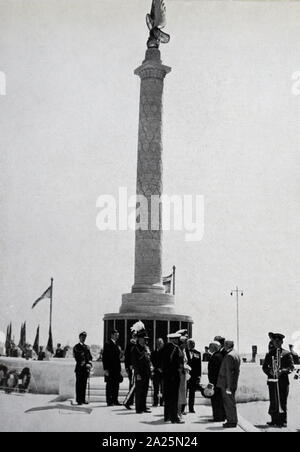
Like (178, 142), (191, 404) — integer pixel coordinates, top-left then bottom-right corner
(146, 0), (170, 49)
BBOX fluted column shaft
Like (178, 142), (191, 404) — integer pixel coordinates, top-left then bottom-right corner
(132, 48), (171, 294)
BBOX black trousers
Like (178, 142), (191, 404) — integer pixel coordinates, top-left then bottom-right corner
(153, 370), (164, 406)
(221, 388), (238, 425)
(75, 371), (88, 404)
(135, 375), (149, 413)
(164, 374), (180, 422)
(127, 369), (135, 406)
(210, 387), (226, 421)
(187, 378), (198, 411)
(106, 375), (120, 405)
(268, 382), (289, 425)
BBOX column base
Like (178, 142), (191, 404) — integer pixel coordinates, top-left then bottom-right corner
(120, 292), (175, 315)
(103, 312), (193, 351)
(131, 283), (165, 294)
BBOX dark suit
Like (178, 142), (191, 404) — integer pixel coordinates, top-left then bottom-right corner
(162, 342), (182, 422)
(131, 343), (151, 413)
(217, 350), (241, 425)
(263, 348), (294, 425)
(208, 351), (226, 421)
(102, 339), (122, 405)
(151, 348), (164, 406)
(124, 341), (135, 406)
(186, 349), (202, 412)
(73, 342), (93, 404)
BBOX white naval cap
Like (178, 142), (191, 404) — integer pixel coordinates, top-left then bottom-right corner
(167, 332), (181, 339)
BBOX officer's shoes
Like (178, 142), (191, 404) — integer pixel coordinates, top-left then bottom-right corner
(172, 419), (185, 424)
(223, 423), (237, 429)
(144, 409), (152, 413)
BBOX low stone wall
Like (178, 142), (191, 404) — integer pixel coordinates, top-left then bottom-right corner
(1, 356), (297, 403)
(0, 357), (107, 398)
(200, 362), (269, 403)
(0, 356), (76, 396)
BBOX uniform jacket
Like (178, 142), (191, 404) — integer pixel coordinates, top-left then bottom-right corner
(262, 348), (294, 386)
(162, 342), (182, 379)
(102, 339), (121, 376)
(73, 342), (93, 374)
(186, 349), (202, 380)
(124, 342), (135, 370)
(208, 350), (224, 386)
(131, 343), (151, 378)
(217, 349), (241, 392)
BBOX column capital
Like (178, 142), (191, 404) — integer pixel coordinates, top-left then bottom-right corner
(134, 48), (171, 81)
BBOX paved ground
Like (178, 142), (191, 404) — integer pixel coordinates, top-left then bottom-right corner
(238, 377), (300, 433)
(1, 378), (299, 432)
(0, 393), (244, 433)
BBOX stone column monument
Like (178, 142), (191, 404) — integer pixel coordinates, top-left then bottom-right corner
(103, 1), (193, 350)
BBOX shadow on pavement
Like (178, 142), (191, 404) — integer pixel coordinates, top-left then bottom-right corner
(255, 424), (272, 430)
(25, 404), (92, 414)
(140, 420), (168, 426)
(192, 420), (219, 425)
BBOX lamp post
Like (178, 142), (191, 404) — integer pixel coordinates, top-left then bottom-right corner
(230, 287), (244, 354)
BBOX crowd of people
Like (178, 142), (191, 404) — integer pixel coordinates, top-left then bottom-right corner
(4, 342), (71, 361)
(73, 325), (242, 428)
(72, 326), (298, 429)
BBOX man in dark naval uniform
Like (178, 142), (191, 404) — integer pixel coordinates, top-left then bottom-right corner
(263, 333), (294, 428)
(73, 331), (93, 405)
(102, 329), (122, 406)
(162, 332), (184, 424)
(131, 330), (152, 414)
(186, 339), (202, 413)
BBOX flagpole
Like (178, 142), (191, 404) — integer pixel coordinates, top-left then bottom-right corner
(50, 278), (53, 333)
(172, 265), (176, 295)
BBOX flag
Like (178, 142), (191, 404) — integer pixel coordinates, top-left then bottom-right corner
(163, 273), (173, 294)
(46, 326), (54, 354)
(18, 322), (26, 352)
(32, 285), (52, 309)
(33, 325), (40, 355)
(5, 322), (12, 356)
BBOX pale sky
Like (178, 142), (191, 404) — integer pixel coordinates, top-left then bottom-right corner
(0, 0), (300, 354)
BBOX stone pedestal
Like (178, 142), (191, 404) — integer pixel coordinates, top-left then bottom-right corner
(103, 48), (193, 350)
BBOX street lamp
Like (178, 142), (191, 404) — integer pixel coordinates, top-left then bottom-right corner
(230, 287), (244, 354)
